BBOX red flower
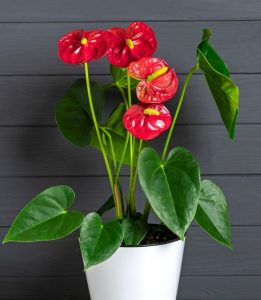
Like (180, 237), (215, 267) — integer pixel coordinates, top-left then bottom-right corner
(128, 57), (178, 103)
(107, 22), (157, 68)
(123, 103), (172, 140)
(58, 29), (113, 64)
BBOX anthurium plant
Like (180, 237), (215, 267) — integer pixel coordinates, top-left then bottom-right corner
(3, 22), (239, 269)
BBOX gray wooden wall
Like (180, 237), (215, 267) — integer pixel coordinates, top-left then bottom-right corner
(0, 1), (261, 299)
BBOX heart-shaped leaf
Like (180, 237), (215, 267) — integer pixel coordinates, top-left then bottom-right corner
(80, 213), (123, 269)
(110, 65), (138, 89)
(195, 180), (232, 248)
(197, 29), (239, 139)
(3, 185), (84, 243)
(55, 79), (104, 147)
(138, 147), (201, 239)
(122, 218), (148, 246)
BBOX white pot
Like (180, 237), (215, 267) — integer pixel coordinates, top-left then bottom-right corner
(86, 238), (185, 300)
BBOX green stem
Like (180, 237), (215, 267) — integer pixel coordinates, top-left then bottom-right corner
(142, 200), (151, 222)
(129, 139), (143, 202)
(126, 73), (136, 216)
(128, 134), (134, 214)
(116, 83), (128, 108)
(115, 132), (130, 184)
(84, 63), (123, 220)
(99, 126), (117, 171)
(161, 64), (199, 161)
(127, 75), (132, 107)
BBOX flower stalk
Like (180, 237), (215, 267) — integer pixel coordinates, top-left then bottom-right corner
(161, 64), (199, 161)
(84, 63), (124, 220)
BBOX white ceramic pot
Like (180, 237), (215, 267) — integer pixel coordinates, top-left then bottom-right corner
(86, 238), (185, 300)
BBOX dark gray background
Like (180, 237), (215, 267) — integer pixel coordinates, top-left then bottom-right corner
(0, 1), (260, 299)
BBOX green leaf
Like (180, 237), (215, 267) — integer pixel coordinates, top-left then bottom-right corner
(55, 93), (93, 147)
(96, 195), (115, 216)
(195, 180), (232, 248)
(55, 79), (104, 147)
(110, 65), (138, 89)
(3, 186), (84, 243)
(122, 218), (148, 246)
(80, 213), (123, 269)
(138, 147), (201, 239)
(197, 29), (239, 139)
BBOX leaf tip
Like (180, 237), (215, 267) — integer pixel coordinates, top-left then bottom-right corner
(229, 108), (239, 140)
(202, 29), (212, 41)
(226, 240), (233, 250)
(2, 235), (12, 244)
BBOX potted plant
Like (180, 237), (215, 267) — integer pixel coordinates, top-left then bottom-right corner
(2, 22), (239, 300)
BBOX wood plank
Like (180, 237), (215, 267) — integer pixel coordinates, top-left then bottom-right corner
(178, 276), (261, 300)
(0, 125), (259, 176)
(0, 176), (260, 227)
(0, 74), (258, 126)
(0, 276), (260, 300)
(0, 22), (260, 75)
(0, 277), (89, 300)
(0, 227), (260, 277)
(1, 0), (261, 22)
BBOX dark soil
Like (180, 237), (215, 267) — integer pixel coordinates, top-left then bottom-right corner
(140, 224), (180, 246)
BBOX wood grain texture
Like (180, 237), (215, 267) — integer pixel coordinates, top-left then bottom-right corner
(0, 74), (257, 126)
(1, 276), (261, 300)
(178, 276), (261, 300)
(0, 1), (259, 298)
(1, 0), (261, 22)
(0, 227), (260, 277)
(0, 21), (260, 75)
(0, 176), (260, 226)
(0, 125), (259, 176)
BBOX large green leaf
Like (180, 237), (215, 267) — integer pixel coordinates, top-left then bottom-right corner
(138, 147), (201, 239)
(195, 180), (232, 248)
(197, 29), (239, 139)
(80, 213), (123, 269)
(3, 186), (84, 243)
(55, 79), (104, 147)
(110, 65), (138, 89)
(122, 218), (148, 246)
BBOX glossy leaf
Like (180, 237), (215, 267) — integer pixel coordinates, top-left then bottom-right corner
(3, 186), (84, 243)
(96, 195), (115, 216)
(122, 218), (148, 246)
(80, 213), (123, 269)
(138, 147), (201, 239)
(55, 92), (93, 147)
(55, 79), (104, 147)
(195, 180), (232, 248)
(110, 65), (138, 89)
(197, 29), (239, 139)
